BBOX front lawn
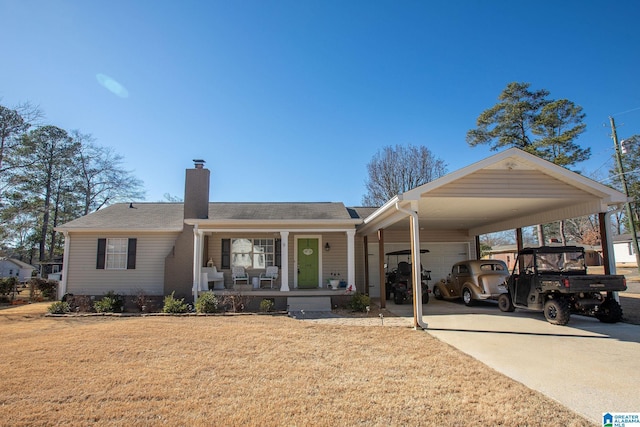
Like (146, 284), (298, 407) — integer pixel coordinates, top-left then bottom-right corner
(0, 306), (593, 426)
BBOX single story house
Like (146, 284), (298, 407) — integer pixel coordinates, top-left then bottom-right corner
(0, 257), (36, 282)
(55, 148), (629, 325)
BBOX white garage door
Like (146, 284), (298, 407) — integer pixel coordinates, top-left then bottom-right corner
(366, 242), (471, 298)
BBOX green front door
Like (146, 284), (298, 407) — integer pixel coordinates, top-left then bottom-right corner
(298, 238), (319, 288)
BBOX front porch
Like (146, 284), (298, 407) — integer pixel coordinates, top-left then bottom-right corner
(203, 288), (356, 297)
(190, 226), (360, 302)
(198, 287), (358, 313)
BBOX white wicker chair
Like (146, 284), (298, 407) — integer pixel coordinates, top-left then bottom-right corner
(259, 266), (279, 289)
(232, 266), (249, 285)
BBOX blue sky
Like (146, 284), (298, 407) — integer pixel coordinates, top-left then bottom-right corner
(1, 0), (639, 206)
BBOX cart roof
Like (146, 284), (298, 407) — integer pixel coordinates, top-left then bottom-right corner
(385, 249), (429, 256)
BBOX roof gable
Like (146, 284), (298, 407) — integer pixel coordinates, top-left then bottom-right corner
(359, 148), (628, 236)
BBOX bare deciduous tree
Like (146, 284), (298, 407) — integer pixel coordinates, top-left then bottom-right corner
(362, 144), (447, 207)
(73, 131), (145, 214)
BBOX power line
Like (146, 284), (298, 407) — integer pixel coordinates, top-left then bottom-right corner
(611, 106), (640, 117)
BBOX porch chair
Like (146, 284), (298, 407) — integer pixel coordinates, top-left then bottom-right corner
(232, 266), (249, 285)
(259, 266), (279, 289)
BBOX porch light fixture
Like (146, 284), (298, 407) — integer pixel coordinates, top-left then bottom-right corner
(324, 242), (330, 251)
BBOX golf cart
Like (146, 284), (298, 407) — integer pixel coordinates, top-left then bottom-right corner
(384, 249), (431, 304)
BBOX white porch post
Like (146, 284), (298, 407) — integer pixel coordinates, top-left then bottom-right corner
(192, 226), (203, 302)
(280, 231), (290, 291)
(58, 231), (70, 299)
(346, 229), (355, 290)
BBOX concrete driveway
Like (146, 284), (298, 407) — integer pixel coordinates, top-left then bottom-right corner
(387, 298), (640, 424)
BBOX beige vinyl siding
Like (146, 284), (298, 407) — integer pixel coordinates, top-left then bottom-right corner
(427, 170), (589, 198)
(381, 228), (473, 244)
(66, 232), (179, 296)
(320, 232), (347, 285)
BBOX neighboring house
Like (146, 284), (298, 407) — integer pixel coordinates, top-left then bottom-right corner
(55, 149), (629, 310)
(613, 234), (637, 266)
(484, 245), (518, 270)
(0, 258), (36, 282)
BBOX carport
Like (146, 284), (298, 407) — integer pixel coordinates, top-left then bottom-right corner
(357, 148), (629, 328)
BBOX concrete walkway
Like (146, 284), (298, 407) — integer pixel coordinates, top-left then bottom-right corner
(386, 299), (640, 424)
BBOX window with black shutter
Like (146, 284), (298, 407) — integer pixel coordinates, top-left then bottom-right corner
(221, 239), (230, 269)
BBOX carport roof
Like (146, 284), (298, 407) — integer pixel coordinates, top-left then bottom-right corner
(358, 148), (628, 237)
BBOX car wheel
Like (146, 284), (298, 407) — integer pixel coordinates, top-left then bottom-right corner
(595, 299), (623, 323)
(543, 298), (570, 325)
(433, 285), (443, 300)
(462, 287), (474, 306)
(498, 293), (515, 312)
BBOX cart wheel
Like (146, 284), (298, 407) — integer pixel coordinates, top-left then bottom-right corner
(544, 298), (570, 325)
(422, 289), (429, 304)
(595, 299), (623, 323)
(498, 293), (515, 312)
(394, 291), (404, 305)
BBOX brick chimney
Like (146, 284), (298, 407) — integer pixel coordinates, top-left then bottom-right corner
(184, 159), (209, 219)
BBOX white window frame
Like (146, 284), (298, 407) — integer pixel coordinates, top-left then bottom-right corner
(231, 238), (275, 269)
(106, 238), (128, 270)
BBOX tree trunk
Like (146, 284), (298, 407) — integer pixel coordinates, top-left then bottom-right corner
(536, 224), (545, 246)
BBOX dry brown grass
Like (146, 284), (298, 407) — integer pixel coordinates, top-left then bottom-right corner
(0, 305), (594, 427)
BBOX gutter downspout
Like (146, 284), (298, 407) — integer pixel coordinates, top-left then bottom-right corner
(395, 202), (428, 330)
(59, 231), (70, 299)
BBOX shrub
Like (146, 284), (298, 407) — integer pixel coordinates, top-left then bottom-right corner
(93, 291), (124, 313)
(218, 293), (248, 313)
(195, 291), (218, 313)
(348, 292), (371, 312)
(48, 301), (71, 314)
(67, 295), (93, 312)
(0, 277), (19, 296)
(39, 280), (58, 299)
(259, 298), (275, 313)
(162, 292), (188, 314)
(28, 278), (58, 301)
(133, 288), (148, 311)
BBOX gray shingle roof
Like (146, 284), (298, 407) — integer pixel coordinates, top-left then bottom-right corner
(57, 202), (368, 231)
(208, 202), (353, 220)
(57, 203), (184, 231)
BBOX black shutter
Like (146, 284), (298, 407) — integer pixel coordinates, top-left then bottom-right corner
(96, 239), (106, 269)
(127, 238), (137, 269)
(221, 239), (230, 269)
(275, 238), (281, 267)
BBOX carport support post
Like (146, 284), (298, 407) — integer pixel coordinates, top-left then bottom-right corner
(394, 201), (427, 330)
(599, 212), (613, 276)
(408, 208), (426, 329)
(600, 210), (622, 303)
(378, 229), (385, 309)
(363, 235), (369, 295)
(516, 228), (523, 252)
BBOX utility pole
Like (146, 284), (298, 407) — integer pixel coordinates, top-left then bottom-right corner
(610, 116), (640, 272)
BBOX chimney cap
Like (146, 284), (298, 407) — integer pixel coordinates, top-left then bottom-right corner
(193, 159), (206, 169)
